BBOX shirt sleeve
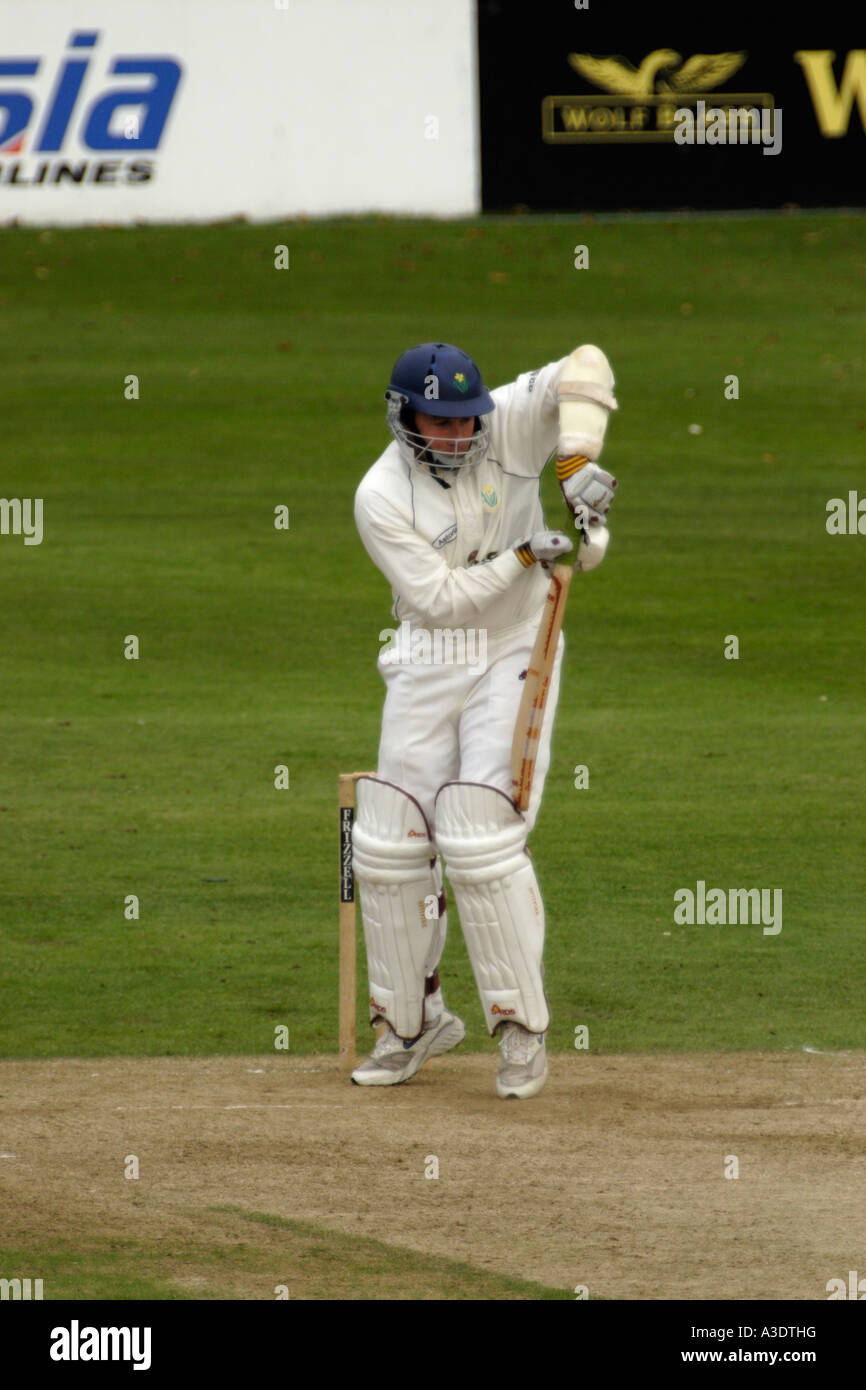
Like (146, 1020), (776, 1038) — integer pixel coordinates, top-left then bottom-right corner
(354, 481), (525, 629)
(489, 356), (568, 476)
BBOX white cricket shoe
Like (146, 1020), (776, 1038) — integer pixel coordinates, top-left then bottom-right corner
(350, 1010), (465, 1086)
(496, 1022), (548, 1099)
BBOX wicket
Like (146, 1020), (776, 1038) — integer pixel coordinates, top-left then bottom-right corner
(338, 771), (375, 1074)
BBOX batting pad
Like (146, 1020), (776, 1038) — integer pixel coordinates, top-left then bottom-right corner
(557, 343), (618, 461)
(352, 777), (446, 1040)
(435, 781), (550, 1036)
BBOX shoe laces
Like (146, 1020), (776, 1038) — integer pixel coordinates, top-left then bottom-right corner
(371, 1026), (411, 1059)
(500, 1023), (540, 1065)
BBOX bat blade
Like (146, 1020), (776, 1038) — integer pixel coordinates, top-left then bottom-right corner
(511, 562), (574, 812)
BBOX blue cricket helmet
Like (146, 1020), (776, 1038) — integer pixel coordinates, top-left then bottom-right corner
(385, 342), (495, 471)
(388, 342), (495, 418)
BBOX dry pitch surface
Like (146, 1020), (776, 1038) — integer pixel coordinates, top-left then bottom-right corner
(2, 1051), (864, 1301)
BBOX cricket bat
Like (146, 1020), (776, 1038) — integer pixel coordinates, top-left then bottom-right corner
(510, 558), (575, 812)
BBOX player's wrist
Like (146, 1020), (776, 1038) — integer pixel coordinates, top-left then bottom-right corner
(514, 542), (535, 568)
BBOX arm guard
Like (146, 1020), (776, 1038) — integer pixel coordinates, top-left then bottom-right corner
(557, 344), (618, 461)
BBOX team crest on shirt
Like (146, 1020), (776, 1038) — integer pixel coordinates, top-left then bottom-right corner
(481, 484), (500, 511)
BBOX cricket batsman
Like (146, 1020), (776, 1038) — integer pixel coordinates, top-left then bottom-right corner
(350, 341), (617, 1097)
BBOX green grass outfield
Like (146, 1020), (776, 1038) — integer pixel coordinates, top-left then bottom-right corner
(0, 1210), (571, 1300)
(1, 211), (864, 1058)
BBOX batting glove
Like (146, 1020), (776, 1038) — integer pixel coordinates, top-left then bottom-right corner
(575, 520), (610, 571)
(513, 530), (573, 568)
(557, 454), (617, 525)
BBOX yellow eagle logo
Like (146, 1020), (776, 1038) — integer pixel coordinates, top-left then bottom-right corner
(568, 50), (746, 97)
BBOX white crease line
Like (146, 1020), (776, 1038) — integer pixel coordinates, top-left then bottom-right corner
(114, 1104), (349, 1112)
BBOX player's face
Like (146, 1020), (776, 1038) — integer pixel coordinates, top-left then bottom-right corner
(414, 410), (476, 459)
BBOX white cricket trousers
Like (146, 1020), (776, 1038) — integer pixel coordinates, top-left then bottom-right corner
(375, 617), (564, 837)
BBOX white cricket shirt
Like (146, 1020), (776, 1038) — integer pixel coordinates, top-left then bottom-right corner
(354, 356), (567, 639)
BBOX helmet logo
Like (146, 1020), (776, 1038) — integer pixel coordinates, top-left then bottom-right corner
(453, 372), (469, 393)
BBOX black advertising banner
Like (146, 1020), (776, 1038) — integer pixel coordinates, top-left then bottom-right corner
(477, 1), (865, 212)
